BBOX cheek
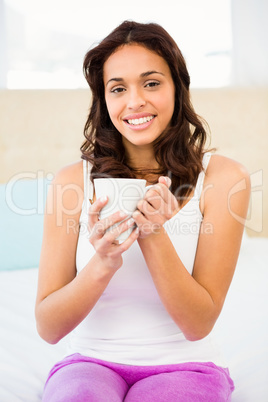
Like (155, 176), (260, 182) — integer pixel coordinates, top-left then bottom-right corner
(157, 95), (175, 121)
(155, 86), (175, 111)
(105, 98), (121, 125)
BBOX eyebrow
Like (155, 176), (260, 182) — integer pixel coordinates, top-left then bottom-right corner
(106, 70), (165, 86)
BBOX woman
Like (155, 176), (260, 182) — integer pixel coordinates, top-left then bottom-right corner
(36, 20), (250, 401)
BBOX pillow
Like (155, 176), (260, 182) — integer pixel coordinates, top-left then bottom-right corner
(0, 177), (51, 271)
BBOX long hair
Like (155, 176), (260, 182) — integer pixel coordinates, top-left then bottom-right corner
(81, 20), (210, 201)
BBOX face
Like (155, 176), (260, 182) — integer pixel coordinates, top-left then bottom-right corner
(103, 44), (175, 153)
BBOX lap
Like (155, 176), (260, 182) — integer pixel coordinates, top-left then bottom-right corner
(42, 361), (128, 402)
(125, 370), (232, 402)
(42, 355), (233, 402)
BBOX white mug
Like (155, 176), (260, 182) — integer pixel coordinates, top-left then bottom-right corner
(94, 178), (152, 243)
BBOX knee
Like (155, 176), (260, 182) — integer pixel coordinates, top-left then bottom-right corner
(42, 362), (128, 402)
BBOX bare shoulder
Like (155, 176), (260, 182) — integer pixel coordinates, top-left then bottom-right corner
(52, 160), (84, 187)
(201, 153), (251, 215)
(47, 160), (84, 214)
(205, 153), (250, 191)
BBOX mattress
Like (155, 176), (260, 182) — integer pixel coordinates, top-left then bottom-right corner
(0, 234), (267, 401)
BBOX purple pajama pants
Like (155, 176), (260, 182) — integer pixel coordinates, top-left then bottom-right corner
(42, 353), (234, 401)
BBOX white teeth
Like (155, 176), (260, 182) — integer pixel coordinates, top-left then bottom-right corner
(127, 116), (154, 125)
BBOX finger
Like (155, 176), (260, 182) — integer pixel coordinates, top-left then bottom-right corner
(132, 209), (148, 226)
(132, 210), (161, 238)
(137, 186), (178, 222)
(158, 176), (171, 188)
(147, 182), (178, 212)
(88, 196), (108, 227)
(142, 185), (167, 212)
(103, 216), (136, 243)
(135, 200), (166, 227)
(119, 226), (139, 251)
(101, 225), (139, 258)
(145, 183), (168, 201)
(91, 210), (128, 242)
(137, 198), (160, 219)
(101, 210), (129, 232)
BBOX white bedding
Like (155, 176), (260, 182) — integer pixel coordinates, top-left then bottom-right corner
(0, 234), (267, 401)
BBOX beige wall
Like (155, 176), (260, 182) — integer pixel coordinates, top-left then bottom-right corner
(191, 88), (268, 237)
(0, 90), (87, 180)
(0, 88), (267, 237)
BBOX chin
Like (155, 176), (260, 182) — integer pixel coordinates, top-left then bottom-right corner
(123, 132), (160, 147)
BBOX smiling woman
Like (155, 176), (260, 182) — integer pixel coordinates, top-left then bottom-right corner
(35, 20), (250, 402)
(103, 44), (175, 150)
(81, 22), (207, 199)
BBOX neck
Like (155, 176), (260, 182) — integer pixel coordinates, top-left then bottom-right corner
(123, 138), (156, 166)
(124, 145), (162, 184)
(127, 147), (158, 169)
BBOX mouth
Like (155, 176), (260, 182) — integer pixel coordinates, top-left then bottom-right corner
(124, 115), (156, 126)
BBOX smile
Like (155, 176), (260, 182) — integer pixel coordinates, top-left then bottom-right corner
(126, 115), (155, 126)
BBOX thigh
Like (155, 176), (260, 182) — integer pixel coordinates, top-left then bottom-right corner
(124, 370), (232, 402)
(42, 361), (128, 402)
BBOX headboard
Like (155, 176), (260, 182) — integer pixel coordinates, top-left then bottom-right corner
(0, 88), (267, 237)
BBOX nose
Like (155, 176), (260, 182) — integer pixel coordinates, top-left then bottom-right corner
(127, 88), (146, 110)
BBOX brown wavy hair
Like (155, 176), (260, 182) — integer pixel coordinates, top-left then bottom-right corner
(81, 20), (210, 201)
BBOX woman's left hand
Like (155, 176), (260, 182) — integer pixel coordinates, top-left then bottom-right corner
(132, 176), (178, 238)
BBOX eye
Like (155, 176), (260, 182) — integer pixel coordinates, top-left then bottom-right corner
(110, 86), (125, 94)
(145, 81), (160, 88)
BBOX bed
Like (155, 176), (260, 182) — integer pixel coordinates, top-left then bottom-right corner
(0, 177), (267, 401)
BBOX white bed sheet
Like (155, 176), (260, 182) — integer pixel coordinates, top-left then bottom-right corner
(0, 268), (66, 402)
(0, 234), (267, 401)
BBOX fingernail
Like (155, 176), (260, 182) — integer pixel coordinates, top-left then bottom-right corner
(132, 210), (140, 218)
(127, 218), (135, 227)
(100, 196), (108, 203)
(165, 177), (171, 187)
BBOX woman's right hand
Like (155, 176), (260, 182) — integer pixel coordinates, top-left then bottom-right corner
(88, 196), (139, 271)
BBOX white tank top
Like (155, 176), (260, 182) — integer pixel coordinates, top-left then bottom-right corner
(66, 153), (225, 366)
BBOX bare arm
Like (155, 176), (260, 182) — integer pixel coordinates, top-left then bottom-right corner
(134, 155), (251, 341)
(35, 162), (138, 344)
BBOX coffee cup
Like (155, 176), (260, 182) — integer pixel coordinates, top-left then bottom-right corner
(94, 178), (152, 243)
